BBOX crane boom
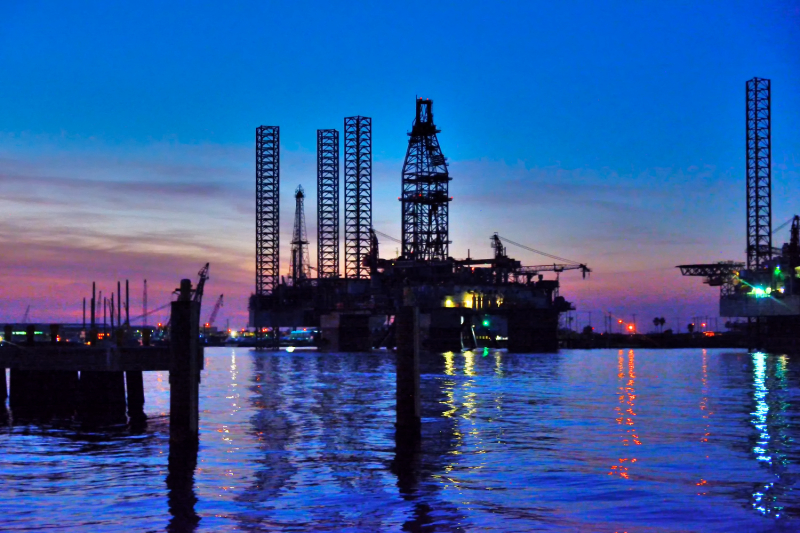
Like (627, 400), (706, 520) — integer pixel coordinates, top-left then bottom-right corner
(207, 294), (224, 327)
(193, 263), (210, 304)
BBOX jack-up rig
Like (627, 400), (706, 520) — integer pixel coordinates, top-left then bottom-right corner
(678, 77), (800, 349)
(250, 99), (590, 352)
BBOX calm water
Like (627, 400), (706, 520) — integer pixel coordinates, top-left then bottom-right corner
(1, 348), (799, 532)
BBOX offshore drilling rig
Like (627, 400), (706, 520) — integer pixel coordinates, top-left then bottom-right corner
(678, 78), (800, 349)
(250, 99), (590, 352)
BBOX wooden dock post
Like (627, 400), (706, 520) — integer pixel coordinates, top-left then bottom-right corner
(395, 306), (421, 447)
(2, 325), (9, 406)
(169, 279), (201, 449)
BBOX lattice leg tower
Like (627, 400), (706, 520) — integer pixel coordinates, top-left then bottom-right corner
(344, 117), (372, 279)
(746, 78), (771, 270)
(256, 126), (279, 346)
(317, 129), (340, 278)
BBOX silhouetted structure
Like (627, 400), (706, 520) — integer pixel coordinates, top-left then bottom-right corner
(746, 77), (772, 270)
(344, 116), (372, 279)
(249, 99), (589, 352)
(256, 125), (280, 296)
(678, 78), (800, 351)
(401, 98), (451, 261)
(317, 129), (340, 279)
(290, 185), (311, 285)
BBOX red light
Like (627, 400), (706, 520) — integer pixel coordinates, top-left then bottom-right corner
(618, 319), (623, 323)
(628, 325), (634, 331)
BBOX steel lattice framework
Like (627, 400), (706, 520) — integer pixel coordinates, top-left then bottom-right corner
(256, 126), (279, 295)
(746, 77), (772, 270)
(344, 116), (372, 279)
(317, 129), (340, 278)
(290, 185), (311, 284)
(400, 98), (451, 261)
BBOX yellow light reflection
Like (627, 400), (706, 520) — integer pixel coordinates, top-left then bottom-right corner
(443, 351), (455, 376)
(463, 351), (476, 376)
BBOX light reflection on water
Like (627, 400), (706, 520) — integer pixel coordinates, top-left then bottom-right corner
(0, 348), (798, 531)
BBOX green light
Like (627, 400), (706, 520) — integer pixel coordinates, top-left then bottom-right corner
(482, 320), (490, 327)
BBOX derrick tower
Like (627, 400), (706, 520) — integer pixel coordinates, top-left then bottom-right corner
(256, 126), (280, 295)
(290, 185), (311, 285)
(344, 116), (372, 279)
(400, 98), (451, 261)
(317, 129), (340, 278)
(746, 77), (772, 270)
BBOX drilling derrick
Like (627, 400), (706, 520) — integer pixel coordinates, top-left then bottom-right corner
(290, 185), (312, 285)
(400, 98), (451, 261)
(344, 116), (372, 279)
(317, 129), (340, 278)
(746, 77), (772, 270)
(256, 126), (280, 295)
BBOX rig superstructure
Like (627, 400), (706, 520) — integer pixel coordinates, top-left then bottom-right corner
(678, 78), (800, 349)
(249, 98), (590, 352)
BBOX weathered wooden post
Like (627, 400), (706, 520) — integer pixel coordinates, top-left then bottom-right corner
(395, 306), (421, 448)
(122, 322), (146, 424)
(25, 325), (35, 345)
(169, 278), (200, 449)
(2, 326), (10, 407)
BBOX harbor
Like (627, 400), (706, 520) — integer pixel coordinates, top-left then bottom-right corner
(2, 3), (799, 531)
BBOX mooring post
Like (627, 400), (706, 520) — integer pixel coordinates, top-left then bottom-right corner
(25, 325), (35, 345)
(169, 279), (201, 449)
(49, 324), (59, 344)
(142, 329), (151, 346)
(395, 305), (421, 448)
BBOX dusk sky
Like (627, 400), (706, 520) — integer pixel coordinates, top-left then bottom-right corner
(1, 1), (799, 330)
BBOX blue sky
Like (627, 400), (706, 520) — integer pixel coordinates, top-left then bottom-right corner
(1, 1), (799, 329)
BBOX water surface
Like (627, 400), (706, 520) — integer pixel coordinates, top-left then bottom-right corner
(0, 348), (798, 531)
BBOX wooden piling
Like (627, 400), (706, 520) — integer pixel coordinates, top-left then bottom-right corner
(395, 306), (421, 446)
(126, 370), (146, 423)
(26, 325), (35, 345)
(169, 279), (201, 448)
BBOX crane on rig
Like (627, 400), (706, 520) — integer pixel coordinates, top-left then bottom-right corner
(493, 233), (591, 279)
(205, 294), (224, 329)
(193, 263), (210, 305)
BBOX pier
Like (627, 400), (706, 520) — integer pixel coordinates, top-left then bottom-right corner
(0, 278), (202, 447)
